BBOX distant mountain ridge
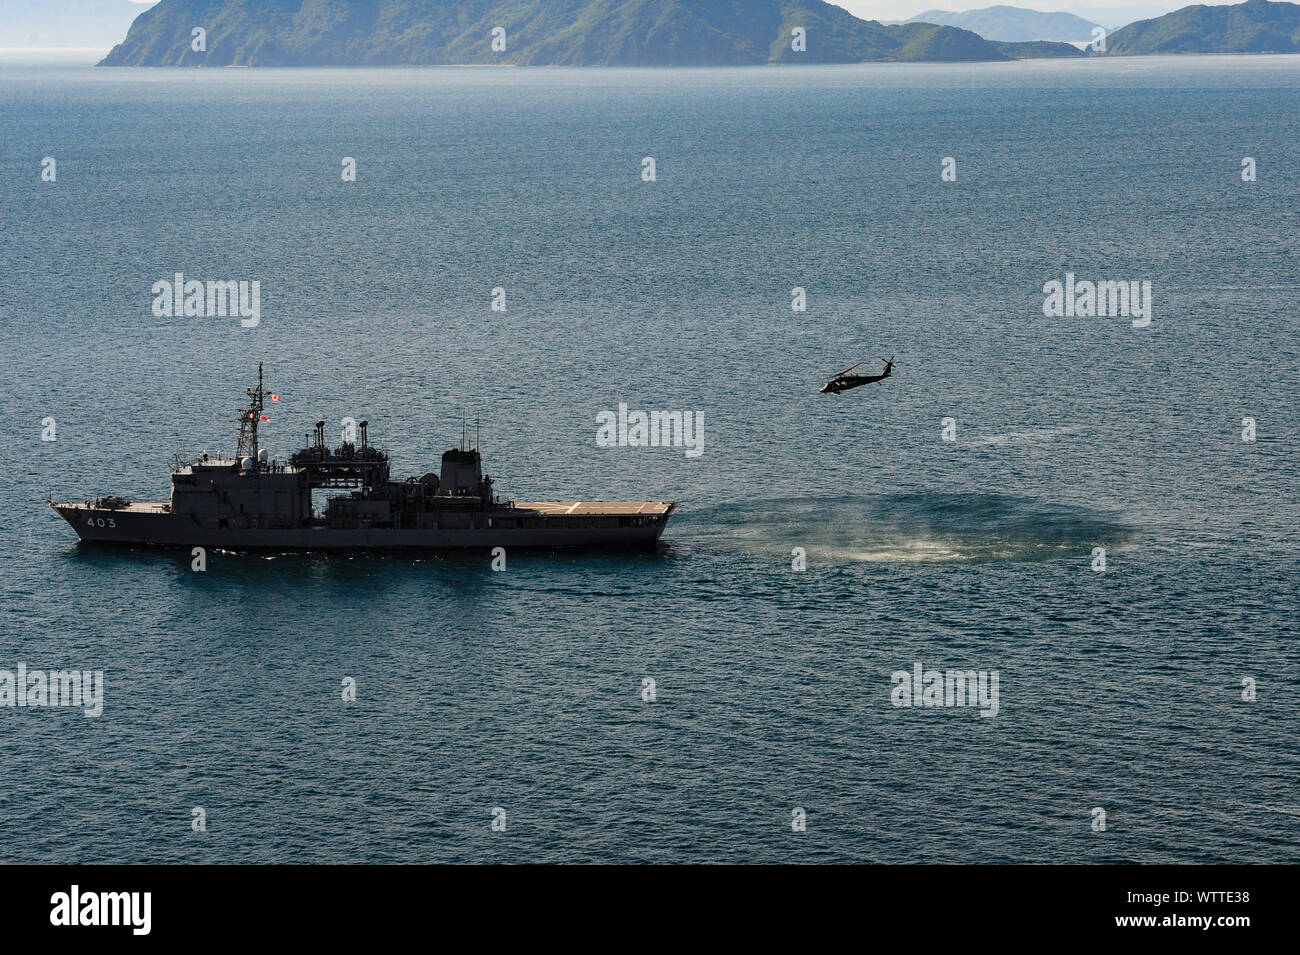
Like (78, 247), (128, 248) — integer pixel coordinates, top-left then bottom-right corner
(97, 0), (1083, 66)
(905, 6), (1102, 43)
(1106, 0), (1300, 53)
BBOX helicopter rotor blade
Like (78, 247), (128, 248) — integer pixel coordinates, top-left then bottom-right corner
(836, 360), (867, 377)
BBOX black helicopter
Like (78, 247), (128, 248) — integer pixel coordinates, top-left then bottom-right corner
(819, 357), (895, 394)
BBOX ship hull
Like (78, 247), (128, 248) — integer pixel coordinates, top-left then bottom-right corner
(51, 503), (669, 550)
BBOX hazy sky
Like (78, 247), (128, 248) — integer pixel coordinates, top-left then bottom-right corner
(0, 0), (1245, 51)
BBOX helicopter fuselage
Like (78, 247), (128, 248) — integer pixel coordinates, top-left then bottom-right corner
(820, 368), (892, 393)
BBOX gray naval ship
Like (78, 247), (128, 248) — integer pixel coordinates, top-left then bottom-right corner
(52, 366), (676, 550)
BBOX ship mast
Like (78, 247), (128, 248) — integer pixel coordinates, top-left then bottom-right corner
(236, 362), (265, 461)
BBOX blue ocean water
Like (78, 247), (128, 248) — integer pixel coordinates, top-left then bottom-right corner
(0, 57), (1296, 863)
